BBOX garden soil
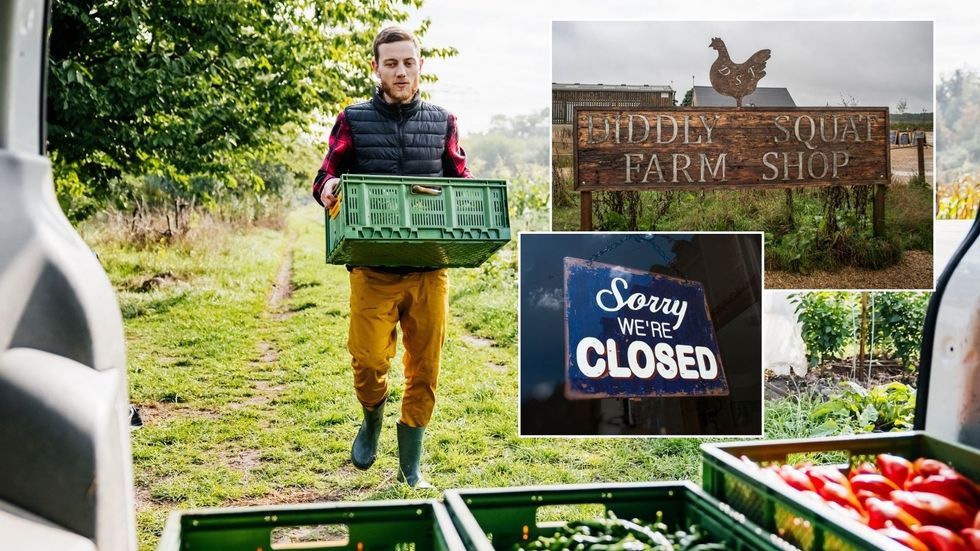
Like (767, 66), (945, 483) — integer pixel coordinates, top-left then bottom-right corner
(766, 359), (917, 400)
(766, 250), (933, 290)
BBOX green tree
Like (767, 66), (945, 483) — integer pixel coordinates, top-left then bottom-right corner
(465, 108), (549, 173)
(681, 87), (693, 107)
(937, 69), (980, 183)
(789, 292), (857, 365)
(48, 0), (455, 220)
(872, 292), (929, 369)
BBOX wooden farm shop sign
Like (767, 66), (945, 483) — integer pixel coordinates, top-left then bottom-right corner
(573, 37), (889, 193)
(563, 258), (730, 400)
(574, 107), (890, 191)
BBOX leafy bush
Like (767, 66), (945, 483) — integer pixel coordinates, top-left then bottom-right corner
(790, 292), (856, 364)
(873, 292), (930, 368)
(810, 381), (916, 435)
(788, 291), (930, 369)
(842, 232), (903, 270)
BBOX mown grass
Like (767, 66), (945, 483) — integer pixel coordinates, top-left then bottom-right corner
(83, 185), (723, 550)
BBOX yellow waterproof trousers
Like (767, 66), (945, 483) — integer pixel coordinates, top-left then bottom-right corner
(348, 267), (448, 428)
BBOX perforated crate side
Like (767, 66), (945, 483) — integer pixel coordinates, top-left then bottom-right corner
(158, 500), (465, 551)
(325, 174), (511, 268)
(701, 432), (980, 551)
(444, 482), (797, 551)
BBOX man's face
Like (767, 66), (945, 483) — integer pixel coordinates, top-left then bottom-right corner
(373, 40), (423, 104)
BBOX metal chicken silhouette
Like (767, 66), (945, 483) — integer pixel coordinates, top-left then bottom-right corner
(709, 37), (771, 108)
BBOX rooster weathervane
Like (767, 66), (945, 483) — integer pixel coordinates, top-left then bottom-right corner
(708, 37), (771, 108)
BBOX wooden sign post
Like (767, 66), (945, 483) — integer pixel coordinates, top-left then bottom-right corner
(573, 107), (891, 233)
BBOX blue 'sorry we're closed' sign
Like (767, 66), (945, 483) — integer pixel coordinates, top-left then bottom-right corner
(563, 257), (729, 399)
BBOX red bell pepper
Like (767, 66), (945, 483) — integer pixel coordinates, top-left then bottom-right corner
(877, 525), (929, 551)
(915, 458), (956, 478)
(892, 490), (974, 531)
(906, 474), (980, 511)
(805, 465), (852, 489)
(910, 525), (969, 551)
(960, 528), (980, 551)
(812, 478), (863, 512)
(865, 496), (923, 532)
(850, 461), (878, 478)
(856, 489), (881, 507)
(879, 454), (915, 488)
(852, 473), (902, 499)
(778, 465), (817, 492)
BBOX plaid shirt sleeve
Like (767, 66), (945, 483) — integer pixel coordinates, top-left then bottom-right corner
(312, 111), (353, 207)
(443, 113), (473, 178)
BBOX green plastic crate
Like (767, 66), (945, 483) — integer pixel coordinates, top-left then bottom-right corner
(444, 482), (798, 551)
(325, 174), (511, 268)
(701, 431), (980, 551)
(157, 499), (465, 551)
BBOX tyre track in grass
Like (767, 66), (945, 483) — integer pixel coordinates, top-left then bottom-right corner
(219, 242), (295, 482)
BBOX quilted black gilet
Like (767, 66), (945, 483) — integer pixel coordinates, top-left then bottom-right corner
(344, 89), (449, 176)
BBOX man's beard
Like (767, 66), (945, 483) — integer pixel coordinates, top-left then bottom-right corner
(380, 79), (418, 103)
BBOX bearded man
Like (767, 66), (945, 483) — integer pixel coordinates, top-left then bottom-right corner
(312, 26), (471, 488)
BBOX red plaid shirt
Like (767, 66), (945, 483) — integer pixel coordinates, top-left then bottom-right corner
(312, 110), (472, 206)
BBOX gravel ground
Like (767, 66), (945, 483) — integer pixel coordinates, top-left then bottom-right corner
(766, 250), (934, 290)
(890, 143), (934, 181)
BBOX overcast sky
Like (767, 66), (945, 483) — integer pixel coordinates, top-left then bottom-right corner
(553, 21), (933, 112)
(399, 0), (980, 133)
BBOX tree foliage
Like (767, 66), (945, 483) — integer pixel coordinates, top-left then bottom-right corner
(937, 69), (980, 184)
(790, 292), (856, 365)
(790, 291), (930, 369)
(681, 87), (693, 107)
(48, 0), (454, 220)
(871, 292), (929, 368)
(464, 108), (549, 174)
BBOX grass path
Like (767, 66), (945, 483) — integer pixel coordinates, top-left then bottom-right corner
(90, 204), (707, 551)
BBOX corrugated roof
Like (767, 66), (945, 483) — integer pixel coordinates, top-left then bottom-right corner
(691, 86), (796, 107)
(553, 82), (674, 93)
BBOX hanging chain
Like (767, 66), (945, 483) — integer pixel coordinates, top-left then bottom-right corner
(588, 235), (633, 262)
(588, 234), (674, 265)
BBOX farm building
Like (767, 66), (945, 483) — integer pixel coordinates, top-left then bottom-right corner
(691, 85), (796, 107)
(552, 83), (675, 124)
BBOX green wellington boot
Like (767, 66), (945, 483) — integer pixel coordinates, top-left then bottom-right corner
(350, 401), (385, 470)
(396, 421), (433, 488)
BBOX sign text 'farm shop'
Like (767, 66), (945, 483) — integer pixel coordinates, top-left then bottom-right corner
(574, 107), (890, 192)
(563, 258), (729, 400)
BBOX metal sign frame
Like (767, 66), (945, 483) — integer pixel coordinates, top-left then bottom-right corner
(562, 257), (730, 400)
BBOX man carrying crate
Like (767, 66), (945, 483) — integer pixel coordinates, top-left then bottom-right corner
(312, 26), (471, 488)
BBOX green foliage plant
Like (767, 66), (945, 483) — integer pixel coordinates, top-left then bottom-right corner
(810, 381), (916, 436)
(789, 292), (856, 365)
(48, 0), (454, 221)
(872, 292), (930, 369)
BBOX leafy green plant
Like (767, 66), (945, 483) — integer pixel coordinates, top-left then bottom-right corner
(810, 381), (916, 436)
(49, 0), (456, 221)
(790, 292), (856, 364)
(873, 292), (930, 369)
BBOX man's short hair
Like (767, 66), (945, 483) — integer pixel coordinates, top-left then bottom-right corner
(373, 26), (421, 60)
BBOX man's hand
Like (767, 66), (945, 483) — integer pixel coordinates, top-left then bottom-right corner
(320, 177), (340, 209)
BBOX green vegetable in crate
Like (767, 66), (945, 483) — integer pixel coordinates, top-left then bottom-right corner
(510, 511), (728, 551)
